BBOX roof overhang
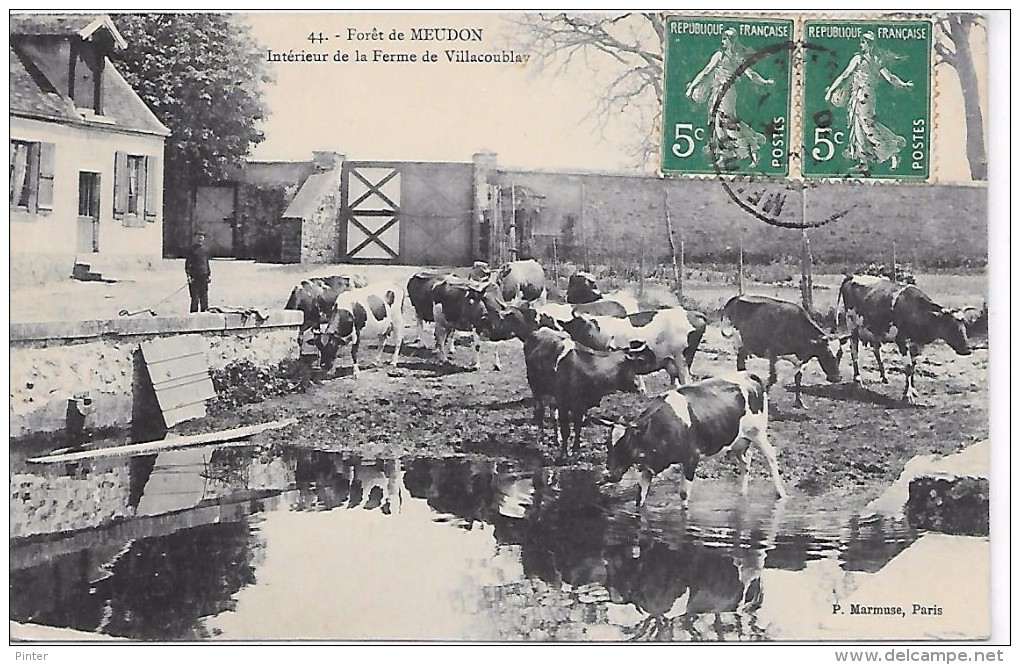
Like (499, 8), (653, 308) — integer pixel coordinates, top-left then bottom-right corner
(79, 15), (128, 50)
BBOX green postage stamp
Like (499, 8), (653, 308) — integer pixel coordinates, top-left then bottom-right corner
(802, 20), (932, 179)
(661, 16), (794, 177)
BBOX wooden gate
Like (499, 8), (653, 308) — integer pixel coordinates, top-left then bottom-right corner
(340, 161), (474, 265)
(194, 185), (237, 257)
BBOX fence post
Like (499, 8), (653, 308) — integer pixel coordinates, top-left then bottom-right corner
(551, 236), (559, 286)
(509, 181), (518, 261)
(737, 236), (745, 295)
(580, 180), (590, 272)
(679, 239), (685, 299)
(663, 185), (682, 298)
(800, 229), (814, 311)
(638, 234), (646, 298)
(892, 239), (897, 280)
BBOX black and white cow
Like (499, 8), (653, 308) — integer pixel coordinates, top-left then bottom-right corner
(836, 275), (971, 404)
(602, 372), (786, 508)
(560, 308), (706, 388)
(285, 275), (366, 326)
(319, 283), (404, 376)
(405, 264), (500, 347)
(721, 294), (841, 408)
(524, 327), (657, 459)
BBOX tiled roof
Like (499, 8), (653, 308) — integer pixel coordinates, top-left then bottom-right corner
(10, 13), (127, 48)
(283, 171), (340, 219)
(9, 15), (169, 137)
(9, 14), (98, 36)
(9, 46), (75, 120)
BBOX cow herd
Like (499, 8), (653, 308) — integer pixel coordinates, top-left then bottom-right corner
(284, 261), (979, 508)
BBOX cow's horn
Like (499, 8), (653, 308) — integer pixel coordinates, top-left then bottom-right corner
(588, 416), (618, 428)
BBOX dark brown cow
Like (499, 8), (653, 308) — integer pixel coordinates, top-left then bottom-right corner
(721, 294), (840, 408)
(524, 327), (657, 460)
(836, 275), (971, 404)
(567, 272), (602, 304)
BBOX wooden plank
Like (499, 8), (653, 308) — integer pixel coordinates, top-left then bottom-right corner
(141, 337), (208, 363)
(26, 418), (298, 464)
(139, 336), (216, 426)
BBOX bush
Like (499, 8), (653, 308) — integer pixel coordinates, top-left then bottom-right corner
(209, 358), (312, 412)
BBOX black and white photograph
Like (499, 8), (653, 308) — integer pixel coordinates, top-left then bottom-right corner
(7, 9), (1006, 650)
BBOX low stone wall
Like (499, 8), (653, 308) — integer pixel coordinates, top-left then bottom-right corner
(863, 440), (988, 537)
(9, 310), (304, 439)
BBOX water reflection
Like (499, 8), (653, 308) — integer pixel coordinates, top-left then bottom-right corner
(10, 448), (919, 641)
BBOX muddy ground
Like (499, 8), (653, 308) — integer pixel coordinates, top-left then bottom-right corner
(193, 317), (989, 513)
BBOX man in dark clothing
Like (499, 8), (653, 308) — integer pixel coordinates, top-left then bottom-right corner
(185, 232), (211, 313)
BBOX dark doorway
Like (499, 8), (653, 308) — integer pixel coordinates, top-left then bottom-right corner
(77, 171), (101, 253)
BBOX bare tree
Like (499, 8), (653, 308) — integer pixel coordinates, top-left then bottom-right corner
(508, 12), (663, 168)
(934, 13), (987, 181)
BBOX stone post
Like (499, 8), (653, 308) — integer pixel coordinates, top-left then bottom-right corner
(310, 151), (345, 263)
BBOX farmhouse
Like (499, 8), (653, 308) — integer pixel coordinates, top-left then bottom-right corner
(9, 14), (169, 286)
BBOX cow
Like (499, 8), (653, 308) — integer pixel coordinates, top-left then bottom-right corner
(285, 275), (367, 327)
(567, 271), (640, 314)
(495, 259), (547, 305)
(537, 301), (627, 328)
(319, 283), (405, 377)
(523, 327), (657, 460)
(559, 308), (706, 388)
(721, 294), (841, 408)
(957, 303), (988, 348)
(573, 299), (629, 318)
(600, 372), (786, 508)
(567, 272), (603, 304)
(405, 264), (495, 346)
(407, 270), (453, 347)
(836, 275), (971, 404)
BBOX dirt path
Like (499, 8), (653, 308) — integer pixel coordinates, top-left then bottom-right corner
(197, 324), (988, 513)
(20, 260), (985, 513)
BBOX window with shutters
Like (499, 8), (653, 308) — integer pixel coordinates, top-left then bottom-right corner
(127, 155), (143, 215)
(9, 140), (54, 215)
(114, 151), (158, 226)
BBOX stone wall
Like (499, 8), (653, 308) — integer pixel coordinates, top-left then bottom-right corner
(10, 462), (133, 539)
(496, 168), (987, 271)
(9, 310), (303, 439)
(299, 186), (342, 263)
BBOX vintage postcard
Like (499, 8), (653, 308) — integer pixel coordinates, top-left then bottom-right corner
(8, 10), (1002, 649)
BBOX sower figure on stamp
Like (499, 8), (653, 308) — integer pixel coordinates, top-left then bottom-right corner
(685, 28), (774, 169)
(185, 231), (211, 313)
(824, 31), (914, 173)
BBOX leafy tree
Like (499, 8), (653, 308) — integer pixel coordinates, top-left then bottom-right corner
(110, 13), (273, 186)
(934, 14), (987, 181)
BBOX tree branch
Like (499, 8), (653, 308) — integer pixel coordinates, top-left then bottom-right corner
(506, 12), (663, 168)
(933, 40), (958, 67)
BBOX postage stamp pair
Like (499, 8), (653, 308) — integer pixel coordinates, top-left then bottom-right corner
(661, 16), (932, 180)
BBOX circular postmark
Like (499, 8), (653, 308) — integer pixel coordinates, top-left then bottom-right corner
(709, 40), (858, 230)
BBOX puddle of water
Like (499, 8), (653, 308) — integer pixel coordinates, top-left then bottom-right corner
(9, 446), (983, 641)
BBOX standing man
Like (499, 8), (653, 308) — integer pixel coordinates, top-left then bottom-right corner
(185, 231), (211, 313)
